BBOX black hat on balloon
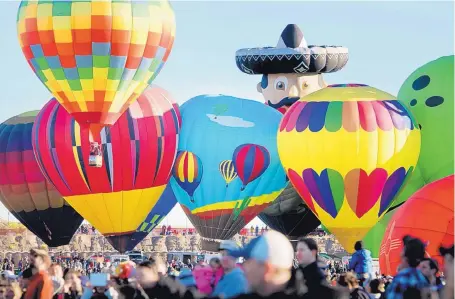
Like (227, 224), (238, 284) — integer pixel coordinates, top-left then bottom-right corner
(235, 24), (349, 75)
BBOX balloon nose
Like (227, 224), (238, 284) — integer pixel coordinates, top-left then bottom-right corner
(288, 85), (299, 98)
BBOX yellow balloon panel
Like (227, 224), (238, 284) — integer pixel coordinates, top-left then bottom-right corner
(65, 185), (165, 235)
(277, 84), (421, 252)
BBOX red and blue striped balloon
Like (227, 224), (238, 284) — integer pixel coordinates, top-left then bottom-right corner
(232, 144), (270, 190)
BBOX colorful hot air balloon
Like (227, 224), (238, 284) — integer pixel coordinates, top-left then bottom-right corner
(172, 151), (203, 201)
(17, 0), (176, 160)
(258, 185), (320, 240)
(0, 111), (83, 247)
(170, 95), (286, 244)
(233, 144), (270, 190)
(277, 84), (421, 252)
(379, 175), (454, 276)
(32, 85), (180, 252)
(219, 160), (237, 187)
(113, 184), (177, 252)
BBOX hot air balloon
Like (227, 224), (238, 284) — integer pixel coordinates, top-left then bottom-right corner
(113, 184), (178, 252)
(170, 95), (286, 246)
(0, 111), (83, 247)
(17, 0), (176, 166)
(258, 185), (320, 240)
(32, 85), (180, 252)
(219, 160), (237, 187)
(172, 151), (203, 201)
(277, 84), (421, 252)
(379, 175), (454, 276)
(233, 144), (270, 190)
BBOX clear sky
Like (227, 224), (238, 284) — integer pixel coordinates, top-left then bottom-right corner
(0, 1), (453, 228)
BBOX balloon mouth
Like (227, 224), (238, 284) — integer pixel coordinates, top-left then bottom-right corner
(418, 124), (422, 130)
(268, 97), (300, 110)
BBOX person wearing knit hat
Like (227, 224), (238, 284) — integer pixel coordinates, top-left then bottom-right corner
(235, 24), (349, 113)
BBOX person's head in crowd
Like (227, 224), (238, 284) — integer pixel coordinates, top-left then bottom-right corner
(209, 257), (221, 270)
(136, 260), (162, 288)
(227, 230), (294, 296)
(219, 240), (239, 272)
(49, 263), (63, 279)
(400, 235), (426, 269)
(354, 241), (364, 251)
(296, 237), (318, 266)
(418, 258), (439, 282)
(368, 278), (385, 294)
(29, 248), (51, 271)
(337, 272), (359, 289)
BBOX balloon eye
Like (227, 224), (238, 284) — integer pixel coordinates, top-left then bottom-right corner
(276, 81), (285, 90)
(410, 99), (417, 106)
(425, 96), (444, 107)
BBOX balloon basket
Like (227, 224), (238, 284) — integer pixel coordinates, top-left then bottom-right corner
(89, 142), (103, 168)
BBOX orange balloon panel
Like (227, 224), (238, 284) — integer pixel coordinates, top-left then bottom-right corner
(379, 175), (454, 275)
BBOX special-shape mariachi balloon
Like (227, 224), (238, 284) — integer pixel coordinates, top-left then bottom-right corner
(32, 85), (180, 252)
(379, 175), (454, 276)
(277, 84), (421, 252)
(122, 184), (178, 252)
(170, 95), (287, 242)
(0, 111), (83, 247)
(17, 0), (176, 143)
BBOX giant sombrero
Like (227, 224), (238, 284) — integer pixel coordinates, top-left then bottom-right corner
(235, 24), (349, 75)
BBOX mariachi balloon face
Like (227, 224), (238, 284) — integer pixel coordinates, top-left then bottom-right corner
(258, 73), (327, 113)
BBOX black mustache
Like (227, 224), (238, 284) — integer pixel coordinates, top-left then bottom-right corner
(268, 97), (300, 109)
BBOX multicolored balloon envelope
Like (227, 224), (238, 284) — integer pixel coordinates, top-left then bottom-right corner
(258, 185), (320, 239)
(17, 0), (175, 136)
(112, 184), (177, 252)
(32, 85), (180, 252)
(379, 175), (454, 276)
(170, 95), (287, 241)
(0, 111), (83, 247)
(277, 84), (421, 252)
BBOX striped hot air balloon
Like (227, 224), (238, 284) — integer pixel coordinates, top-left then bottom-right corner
(219, 160), (238, 187)
(32, 85), (180, 253)
(0, 111), (83, 247)
(232, 144), (270, 190)
(172, 151), (203, 201)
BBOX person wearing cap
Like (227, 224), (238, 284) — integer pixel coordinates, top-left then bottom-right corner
(385, 236), (432, 299)
(23, 248), (53, 299)
(235, 24), (348, 114)
(211, 240), (248, 299)
(142, 230), (348, 299)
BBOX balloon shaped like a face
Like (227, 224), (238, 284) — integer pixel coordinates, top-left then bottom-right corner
(171, 95), (287, 241)
(0, 111), (83, 247)
(277, 84), (421, 252)
(392, 56), (454, 207)
(32, 85), (180, 252)
(379, 175), (454, 276)
(17, 0), (175, 133)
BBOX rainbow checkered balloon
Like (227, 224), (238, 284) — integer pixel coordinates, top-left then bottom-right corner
(17, 0), (175, 132)
(277, 84), (421, 252)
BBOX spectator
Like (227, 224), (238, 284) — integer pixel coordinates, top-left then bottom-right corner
(385, 235), (432, 299)
(24, 248), (53, 299)
(419, 258), (443, 294)
(349, 241), (373, 287)
(439, 245), (454, 299)
(337, 272), (370, 299)
(367, 279), (385, 299)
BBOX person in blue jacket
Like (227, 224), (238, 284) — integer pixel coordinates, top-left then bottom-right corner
(211, 240), (249, 299)
(348, 241), (373, 287)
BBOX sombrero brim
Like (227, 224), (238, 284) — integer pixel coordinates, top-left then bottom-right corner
(235, 46), (349, 75)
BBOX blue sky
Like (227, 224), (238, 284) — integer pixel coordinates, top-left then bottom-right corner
(0, 1), (453, 227)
